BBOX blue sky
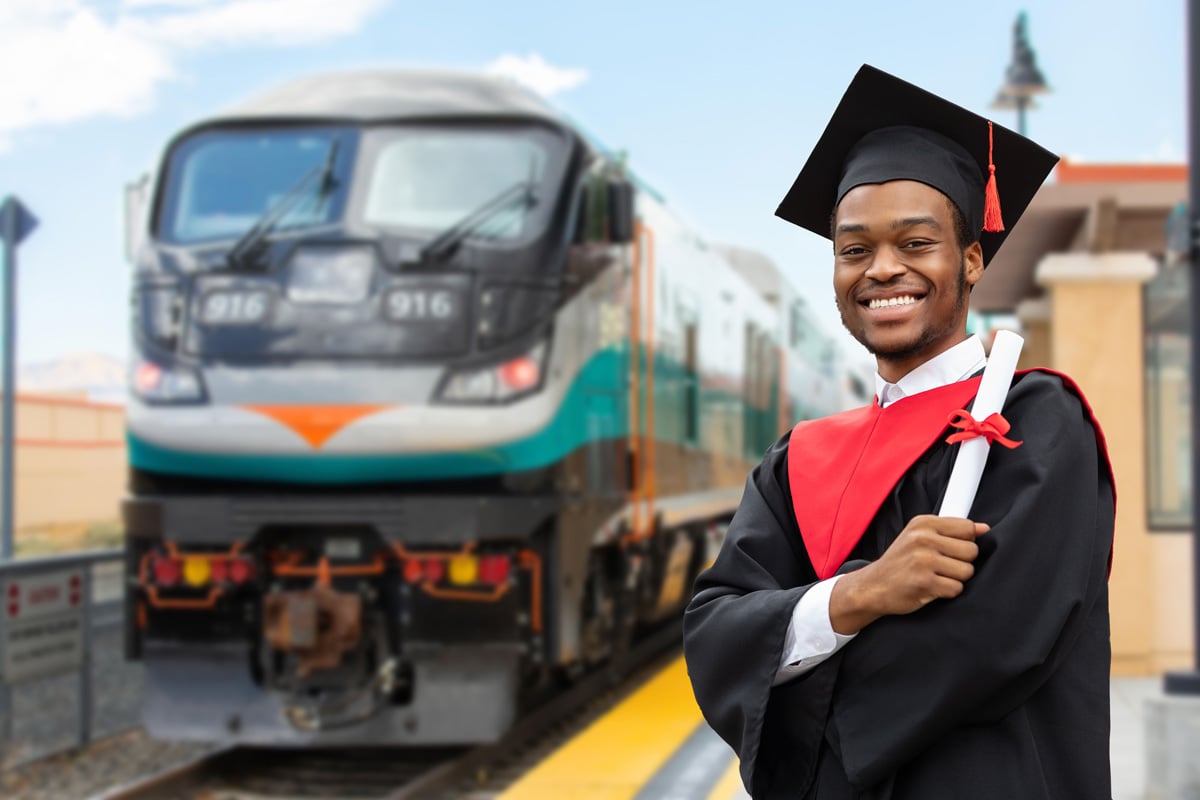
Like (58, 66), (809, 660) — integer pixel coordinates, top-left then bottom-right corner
(0, 0), (1186, 367)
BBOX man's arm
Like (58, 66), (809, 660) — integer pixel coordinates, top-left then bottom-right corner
(776, 509), (987, 683)
(683, 433), (826, 794)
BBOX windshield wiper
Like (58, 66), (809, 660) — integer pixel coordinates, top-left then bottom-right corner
(227, 138), (340, 268)
(418, 180), (538, 264)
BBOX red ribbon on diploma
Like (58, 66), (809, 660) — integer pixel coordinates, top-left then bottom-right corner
(945, 409), (1023, 449)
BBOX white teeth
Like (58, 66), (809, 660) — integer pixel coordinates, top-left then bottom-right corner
(868, 295), (918, 310)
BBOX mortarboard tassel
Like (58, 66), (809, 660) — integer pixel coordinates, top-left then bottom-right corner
(983, 121), (1004, 233)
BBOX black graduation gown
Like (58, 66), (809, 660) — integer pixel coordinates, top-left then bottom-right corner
(683, 370), (1115, 800)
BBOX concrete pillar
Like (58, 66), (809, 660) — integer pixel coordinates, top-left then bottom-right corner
(1146, 695), (1200, 798)
(1036, 252), (1158, 675)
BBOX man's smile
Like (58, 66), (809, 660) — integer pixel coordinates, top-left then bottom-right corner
(855, 287), (930, 321)
(865, 294), (922, 310)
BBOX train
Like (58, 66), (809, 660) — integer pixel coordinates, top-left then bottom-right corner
(120, 69), (853, 745)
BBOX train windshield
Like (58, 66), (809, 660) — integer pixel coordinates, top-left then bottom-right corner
(353, 123), (570, 245)
(157, 123), (570, 250)
(158, 127), (356, 245)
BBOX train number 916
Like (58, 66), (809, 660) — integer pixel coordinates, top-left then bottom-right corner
(200, 291), (271, 325)
(385, 289), (459, 322)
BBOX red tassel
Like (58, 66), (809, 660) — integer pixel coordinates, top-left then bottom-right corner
(983, 121), (1004, 233)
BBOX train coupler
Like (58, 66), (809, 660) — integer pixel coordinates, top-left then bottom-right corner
(263, 585), (362, 677)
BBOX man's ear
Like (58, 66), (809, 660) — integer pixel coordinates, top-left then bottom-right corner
(964, 241), (985, 286)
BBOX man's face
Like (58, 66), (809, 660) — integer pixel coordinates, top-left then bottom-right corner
(832, 180), (984, 382)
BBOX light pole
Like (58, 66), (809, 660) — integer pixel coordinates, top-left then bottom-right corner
(991, 12), (1050, 137)
(0, 197), (36, 562)
(1165, 0), (1200, 697)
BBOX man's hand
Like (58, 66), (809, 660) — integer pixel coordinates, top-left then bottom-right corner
(829, 515), (989, 635)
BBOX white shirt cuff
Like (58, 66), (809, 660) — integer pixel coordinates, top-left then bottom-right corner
(773, 574), (857, 686)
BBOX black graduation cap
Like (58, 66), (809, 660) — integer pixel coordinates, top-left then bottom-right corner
(775, 65), (1059, 266)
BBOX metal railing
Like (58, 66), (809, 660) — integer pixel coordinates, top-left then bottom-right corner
(0, 548), (131, 768)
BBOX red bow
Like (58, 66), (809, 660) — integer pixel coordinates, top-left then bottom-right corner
(945, 409), (1023, 449)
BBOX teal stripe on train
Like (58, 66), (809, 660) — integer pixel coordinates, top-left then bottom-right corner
(127, 433), (600, 484)
(128, 349), (787, 484)
(129, 349), (627, 484)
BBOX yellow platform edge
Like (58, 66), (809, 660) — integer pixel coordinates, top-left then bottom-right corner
(498, 656), (706, 800)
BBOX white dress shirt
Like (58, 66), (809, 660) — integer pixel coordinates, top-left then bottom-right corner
(774, 335), (987, 685)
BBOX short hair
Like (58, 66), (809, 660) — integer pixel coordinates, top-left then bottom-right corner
(945, 196), (975, 251)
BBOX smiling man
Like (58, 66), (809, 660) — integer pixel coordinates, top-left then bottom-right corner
(683, 66), (1116, 799)
(833, 179), (981, 380)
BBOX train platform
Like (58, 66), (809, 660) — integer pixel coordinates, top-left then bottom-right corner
(498, 653), (1159, 800)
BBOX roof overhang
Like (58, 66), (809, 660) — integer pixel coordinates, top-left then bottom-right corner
(972, 177), (1186, 313)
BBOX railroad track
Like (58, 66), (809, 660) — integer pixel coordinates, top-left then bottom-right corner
(91, 746), (462, 799)
(93, 624), (682, 800)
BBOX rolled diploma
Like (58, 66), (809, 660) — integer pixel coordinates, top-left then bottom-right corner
(937, 330), (1025, 518)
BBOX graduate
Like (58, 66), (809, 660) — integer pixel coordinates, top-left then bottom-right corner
(683, 65), (1116, 800)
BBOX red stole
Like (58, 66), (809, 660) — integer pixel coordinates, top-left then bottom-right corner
(787, 369), (1114, 580)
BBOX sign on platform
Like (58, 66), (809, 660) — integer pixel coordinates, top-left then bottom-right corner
(1, 569), (85, 685)
(0, 196), (38, 247)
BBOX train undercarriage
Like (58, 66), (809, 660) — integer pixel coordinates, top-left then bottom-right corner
(124, 482), (723, 745)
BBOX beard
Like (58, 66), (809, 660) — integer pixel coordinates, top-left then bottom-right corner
(837, 255), (970, 361)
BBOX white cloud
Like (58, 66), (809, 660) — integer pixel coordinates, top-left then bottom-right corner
(0, 5), (173, 135)
(1071, 138), (1185, 166)
(150, 0), (390, 47)
(121, 0), (217, 8)
(121, 0), (220, 8)
(1143, 138), (1184, 164)
(0, 0), (389, 149)
(485, 53), (589, 97)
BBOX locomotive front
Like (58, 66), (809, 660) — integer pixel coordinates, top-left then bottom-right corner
(122, 72), (636, 744)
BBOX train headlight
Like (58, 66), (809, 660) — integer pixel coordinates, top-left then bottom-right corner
(443, 370), (497, 401)
(498, 356), (540, 392)
(436, 341), (548, 404)
(131, 359), (206, 404)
